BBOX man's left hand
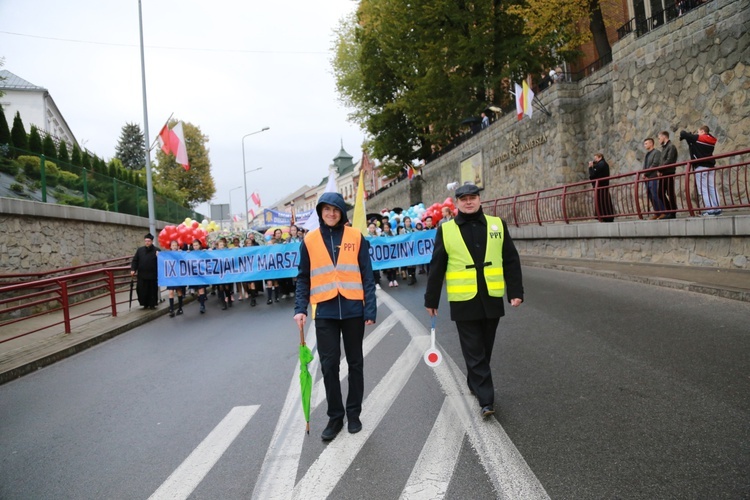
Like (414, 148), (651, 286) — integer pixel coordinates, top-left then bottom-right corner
(510, 298), (523, 307)
(365, 320), (375, 325)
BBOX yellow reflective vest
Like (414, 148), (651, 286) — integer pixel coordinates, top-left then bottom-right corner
(307, 226), (364, 304)
(442, 217), (505, 301)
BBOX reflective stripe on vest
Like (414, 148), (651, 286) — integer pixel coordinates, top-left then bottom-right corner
(307, 226), (364, 304)
(442, 217), (505, 301)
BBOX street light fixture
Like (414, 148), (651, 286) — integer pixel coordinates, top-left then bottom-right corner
(242, 127), (270, 229)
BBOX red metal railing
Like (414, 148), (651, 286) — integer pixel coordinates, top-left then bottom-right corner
(482, 149), (750, 226)
(0, 257), (133, 340)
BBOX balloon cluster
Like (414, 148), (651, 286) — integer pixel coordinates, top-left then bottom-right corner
(382, 198), (456, 228)
(264, 226), (290, 242)
(158, 217), (219, 249)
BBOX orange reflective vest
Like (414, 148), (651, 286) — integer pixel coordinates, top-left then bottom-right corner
(307, 226), (364, 304)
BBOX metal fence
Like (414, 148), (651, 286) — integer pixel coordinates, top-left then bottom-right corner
(482, 149), (750, 226)
(1, 147), (206, 223)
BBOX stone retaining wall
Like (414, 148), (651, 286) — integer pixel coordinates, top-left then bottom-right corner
(0, 198), (163, 274)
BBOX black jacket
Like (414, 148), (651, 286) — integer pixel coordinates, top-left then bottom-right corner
(131, 245), (159, 279)
(679, 130), (717, 168)
(659, 140), (678, 174)
(588, 158), (611, 187)
(424, 208), (523, 321)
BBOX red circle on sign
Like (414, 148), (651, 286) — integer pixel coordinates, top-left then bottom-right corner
(428, 352), (439, 363)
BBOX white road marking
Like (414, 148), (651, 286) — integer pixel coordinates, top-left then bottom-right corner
(251, 324), (320, 500)
(291, 335), (428, 500)
(377, 292), (550, 500)
(400, 397), (465, 499)
(149, 405), (259, 500)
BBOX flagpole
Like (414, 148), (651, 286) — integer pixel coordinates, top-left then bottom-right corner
(138, 0), (156, 237)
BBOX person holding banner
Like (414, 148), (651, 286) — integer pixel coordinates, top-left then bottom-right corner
(424, 184), (524, 419)
(294, 192), (377, 441)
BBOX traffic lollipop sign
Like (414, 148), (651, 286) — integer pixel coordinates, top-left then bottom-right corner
(424, 316), (442, 367)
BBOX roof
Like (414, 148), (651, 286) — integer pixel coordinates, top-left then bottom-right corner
(0, 70), (47, 91)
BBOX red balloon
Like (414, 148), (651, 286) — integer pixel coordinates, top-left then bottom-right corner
(191, 221), (200, 229)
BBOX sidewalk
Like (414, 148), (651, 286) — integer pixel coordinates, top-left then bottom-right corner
(2, 260), (749, 385)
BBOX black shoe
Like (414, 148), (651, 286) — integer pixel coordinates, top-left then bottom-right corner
(267, 299), (273, 305)
(348, 416), (362, 434)
(250, 298), (256, 307)
(481, 405), (495, 418)
(275, 297), (280, 303)
(200, 304), (205, 314)
(168, 309), (175, 318)
(321, 418), (344, 441)
(221, 303), (227, 310)
(176, 308), (183, 316)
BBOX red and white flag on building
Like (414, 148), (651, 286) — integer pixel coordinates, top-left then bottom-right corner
(158, 121), (190, 171)
(251, 192), (261, 207)
(248, 208), (256, 221)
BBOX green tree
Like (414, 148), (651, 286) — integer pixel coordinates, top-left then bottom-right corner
(28, 125), (43, 154)
(71, 143), (82, 167)
(43, 134), (57, 158)
(155, 120), (216, 207)
(81, 151), (91, 171)
(0, 104), (11, 146)
(507, 0), (613, 61)
(115, 122), (146, 170)
(333, 0), (547, 164)
(58, 141), (70, 163)
(11, 111), (28, 151)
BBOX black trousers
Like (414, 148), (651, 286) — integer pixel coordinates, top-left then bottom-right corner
(316, 317), (365, 421)
(659, 175), (677, 214)
(136, 277), (159, 307)
(455, 317), (500, 407)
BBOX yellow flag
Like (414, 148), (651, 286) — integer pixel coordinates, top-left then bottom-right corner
(352, 169), (367, 235)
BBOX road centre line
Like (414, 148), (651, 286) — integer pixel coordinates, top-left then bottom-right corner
(377, 292), (550, 500)
(400, 396), (465, 499)
(251, 324), (320, 499)
(149, 405), (259, 500)
(292, 335), (429, 499)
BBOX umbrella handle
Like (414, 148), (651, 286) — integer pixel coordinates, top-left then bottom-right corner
(299, 324), (305, 346)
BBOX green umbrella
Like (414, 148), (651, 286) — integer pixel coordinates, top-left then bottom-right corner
(299, 325), (314, 434)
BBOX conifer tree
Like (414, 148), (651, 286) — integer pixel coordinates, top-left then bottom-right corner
(28, 125), (43, 154)
(58, 141), (70, 163)
(71, 143), (82, 167)
(43, 135), (57, 158)
(115, 122), (146, 170)
(11, 111), (28, 151)
(0, 104), (11, 146)
(81, 151), (91, 171)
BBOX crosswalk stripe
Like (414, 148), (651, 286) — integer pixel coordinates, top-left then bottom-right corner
(377, 292), (550, 500)
(149, 405), (259, 500)
(251, 324), (320, 499)
(291, 335), (429, 499)
(400, 396), (465, 499)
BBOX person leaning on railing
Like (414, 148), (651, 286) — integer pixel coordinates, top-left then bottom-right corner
(679, 125), (720, 216)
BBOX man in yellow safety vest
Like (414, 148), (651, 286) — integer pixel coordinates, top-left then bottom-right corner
(424, 183), (524, 418)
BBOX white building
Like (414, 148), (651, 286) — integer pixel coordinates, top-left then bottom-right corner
(0, 69), (78, 148)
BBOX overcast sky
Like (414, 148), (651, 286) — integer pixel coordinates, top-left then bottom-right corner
(0, 0), (364, 218)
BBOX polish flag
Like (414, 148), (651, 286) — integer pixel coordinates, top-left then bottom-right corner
(158, 121), (190, 171)
(248, 208), (256, 221)
(251, 192), (261, 207)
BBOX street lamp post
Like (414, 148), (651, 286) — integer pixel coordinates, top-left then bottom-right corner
(242, 127), (270, 229)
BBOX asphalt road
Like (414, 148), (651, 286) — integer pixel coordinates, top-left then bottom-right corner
(0, 267), (748, 499)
